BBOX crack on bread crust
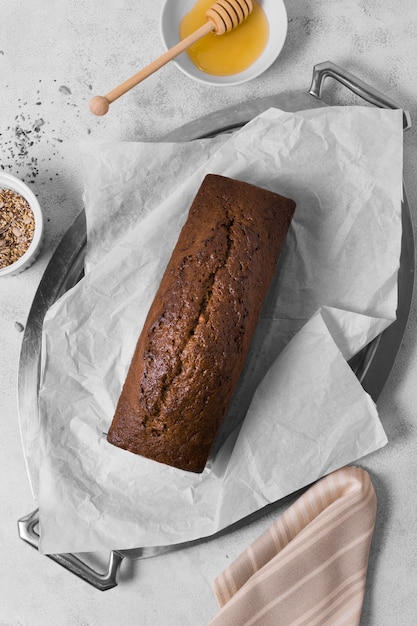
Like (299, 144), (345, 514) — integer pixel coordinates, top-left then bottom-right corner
(139, 215), (235, 420)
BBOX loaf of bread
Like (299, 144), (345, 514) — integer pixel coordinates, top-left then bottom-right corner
(107, 174), (296, 472)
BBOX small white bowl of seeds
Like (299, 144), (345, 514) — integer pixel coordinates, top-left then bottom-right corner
(0, 173), (43, 277)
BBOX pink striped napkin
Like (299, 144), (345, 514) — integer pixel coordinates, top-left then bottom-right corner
(210, 466), (376, 626)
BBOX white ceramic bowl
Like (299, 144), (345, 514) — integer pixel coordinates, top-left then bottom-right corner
(160, 0), (288, 86)
(0, 173), (44, 277)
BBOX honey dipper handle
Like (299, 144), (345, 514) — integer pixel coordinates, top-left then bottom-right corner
(89, 21), (214, 116)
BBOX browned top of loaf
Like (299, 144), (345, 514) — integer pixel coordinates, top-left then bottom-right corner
(107, 174), (296, 472)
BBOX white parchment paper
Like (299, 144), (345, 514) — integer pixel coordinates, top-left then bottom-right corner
(37, 107), (402, 554)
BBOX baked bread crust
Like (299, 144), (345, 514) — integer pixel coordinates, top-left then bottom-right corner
(107, 174), (296, 472)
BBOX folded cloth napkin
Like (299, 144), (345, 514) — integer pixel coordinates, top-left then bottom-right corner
(210, 466), (376, 626)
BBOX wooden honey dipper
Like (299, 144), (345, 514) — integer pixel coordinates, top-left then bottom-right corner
(89, 0), (254, 116)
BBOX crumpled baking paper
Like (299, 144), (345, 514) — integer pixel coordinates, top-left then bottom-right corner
(36, 106), (402, 554)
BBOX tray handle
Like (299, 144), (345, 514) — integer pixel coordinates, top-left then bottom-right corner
(17, 509), (124, 591)
(309, 61), (411, 131)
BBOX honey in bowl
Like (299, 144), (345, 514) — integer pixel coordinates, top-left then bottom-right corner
(180, 0), (269, 76)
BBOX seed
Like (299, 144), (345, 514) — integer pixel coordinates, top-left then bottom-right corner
(0, 188), (35, 269)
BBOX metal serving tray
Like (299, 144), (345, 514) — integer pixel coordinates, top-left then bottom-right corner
(17, 62), (414, 590)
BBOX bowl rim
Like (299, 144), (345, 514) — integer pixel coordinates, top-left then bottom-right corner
(159, 0), (288, 87)
(0, 173), (44, 277)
